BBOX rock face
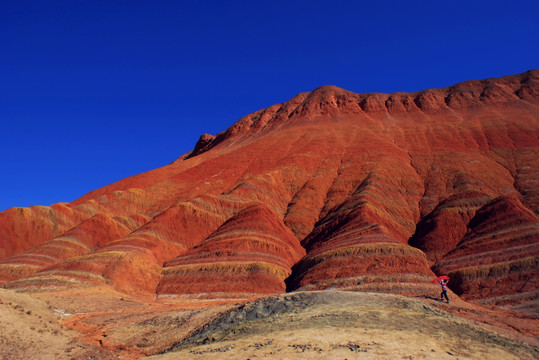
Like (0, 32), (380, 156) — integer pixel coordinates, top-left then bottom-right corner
(157, 204), (305, 296)
(432, 196), (538, 312)
(1, 70), (538, 315)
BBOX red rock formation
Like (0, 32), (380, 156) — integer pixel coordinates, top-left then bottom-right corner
(2, 196), (233, 294)
(0, 70), (537, 314)
(432, 196), (538, 314)
(0, 214), (149, 285)
(157, 203), (305, 296)
(0, 204), (80, 259)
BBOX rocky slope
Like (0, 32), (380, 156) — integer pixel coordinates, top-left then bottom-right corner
(1, 70), (538, 318)
(151, 291), (538, 360)
(2, 288), (537, 359)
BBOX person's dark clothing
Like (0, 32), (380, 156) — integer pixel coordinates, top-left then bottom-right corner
(438, 279), (449, 303)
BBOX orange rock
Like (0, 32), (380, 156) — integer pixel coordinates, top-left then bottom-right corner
(0, 70), (537, 314)
(157, 204), (305, 296)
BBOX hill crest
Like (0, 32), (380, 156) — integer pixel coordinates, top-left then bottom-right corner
(0, 70), (538, 320)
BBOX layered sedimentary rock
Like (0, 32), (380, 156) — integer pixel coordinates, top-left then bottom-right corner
(432, 196), (538, 313)
(0, 70), (538, 314)
(157, 204), (305, 296)
(0, 214), (149, 285)
(1, 196), (232, 293)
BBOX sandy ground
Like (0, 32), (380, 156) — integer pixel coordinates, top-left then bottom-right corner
(0, 287), (537, 359)
(0, 288), (116, 360)
(147, 291), (539, 360)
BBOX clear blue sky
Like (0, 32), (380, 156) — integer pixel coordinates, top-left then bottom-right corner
(1, 0), (538, 211)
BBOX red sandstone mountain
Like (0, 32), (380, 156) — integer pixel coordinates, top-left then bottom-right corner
(1, 70), (538, 316)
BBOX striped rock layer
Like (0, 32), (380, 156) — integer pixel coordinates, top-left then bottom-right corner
(1, 70), (538, 314)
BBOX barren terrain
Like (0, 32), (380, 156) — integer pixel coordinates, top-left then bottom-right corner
(1, 71), (538, 359)
(1, 287), (538, 359)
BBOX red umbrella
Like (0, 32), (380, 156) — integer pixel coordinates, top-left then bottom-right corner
(431, 275), (449, 284)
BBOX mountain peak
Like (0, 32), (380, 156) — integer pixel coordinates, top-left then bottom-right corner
(310, 84), (353, 95)
(184, 70), (538, 159)
(0, 70), (538, 359)
(3, 70), (536, 314)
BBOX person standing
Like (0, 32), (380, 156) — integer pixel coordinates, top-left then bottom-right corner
(438, 277), (450, 304)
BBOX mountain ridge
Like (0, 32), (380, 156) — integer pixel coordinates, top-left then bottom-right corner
(186, 69), (539, 159)
(1, 70), (538, 318)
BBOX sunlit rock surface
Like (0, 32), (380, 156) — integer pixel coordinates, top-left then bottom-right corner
(1, 70), (537, 315)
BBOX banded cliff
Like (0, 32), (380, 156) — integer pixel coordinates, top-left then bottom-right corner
(1, 70), (537, 315)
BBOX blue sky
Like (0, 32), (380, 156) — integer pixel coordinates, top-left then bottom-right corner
(1, 0), (538, 211)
